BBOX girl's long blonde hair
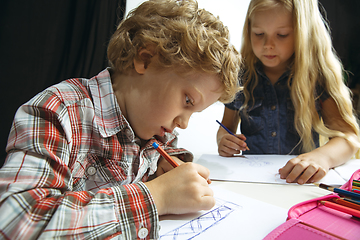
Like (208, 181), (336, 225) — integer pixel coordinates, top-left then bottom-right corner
(241, 0), (360, 155)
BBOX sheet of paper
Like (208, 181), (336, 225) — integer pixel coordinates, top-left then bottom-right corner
(333, 159), (360, 181)
(196, 154), (346, 185)
(159, 186), (288, 240)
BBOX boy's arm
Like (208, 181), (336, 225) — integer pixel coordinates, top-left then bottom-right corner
(0, 90), (159, 239)
(1, 151), (158, 239)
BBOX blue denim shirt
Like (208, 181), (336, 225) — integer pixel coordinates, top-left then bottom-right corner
(225, 67), (329, 155)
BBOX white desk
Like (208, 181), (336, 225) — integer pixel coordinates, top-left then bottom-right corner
(170, 102), (352, 239)
(210, 180), (330, 210)
(158, 174), (331, 240)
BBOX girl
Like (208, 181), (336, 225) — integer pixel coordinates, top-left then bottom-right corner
(217, 0), (360, 184)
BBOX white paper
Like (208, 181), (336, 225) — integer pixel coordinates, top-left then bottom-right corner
(333, 159), (360, 181)
(159, 186), (288, 240)
(196, 154), (347, 185)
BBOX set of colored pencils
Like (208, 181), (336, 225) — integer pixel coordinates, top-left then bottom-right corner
(351, 179), (360, 194)
(315, 181), (360, 219)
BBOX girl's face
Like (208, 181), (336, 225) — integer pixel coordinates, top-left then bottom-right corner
(122, 57), (223, 140)
(250, 6), (294, 74)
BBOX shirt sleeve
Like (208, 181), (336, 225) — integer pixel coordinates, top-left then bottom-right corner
(224, 90), (244, 111)
(0, 90), (159, 239)
(163, 136), (194, 163)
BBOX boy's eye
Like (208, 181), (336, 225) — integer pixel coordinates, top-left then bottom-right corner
(185, 95), (194, 106)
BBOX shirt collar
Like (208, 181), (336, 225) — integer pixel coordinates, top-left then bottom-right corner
(255, 61), (291, 83)
(88, 68), (126, 138)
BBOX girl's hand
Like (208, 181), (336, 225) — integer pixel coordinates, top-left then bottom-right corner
(278, 152), (330, 184)
(144, 162), (215, 215)
(218, 133), (249, 157)
(155, 156), (184, 177)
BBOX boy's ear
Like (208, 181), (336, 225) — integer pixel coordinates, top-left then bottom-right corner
(133, 48), (154, 74)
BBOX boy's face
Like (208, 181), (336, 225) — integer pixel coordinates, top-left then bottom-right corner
(122, 57), (223, 140)
(250, 6), (294, 74)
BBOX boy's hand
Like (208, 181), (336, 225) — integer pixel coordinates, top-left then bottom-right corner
(144, 162), (215, 216)
(278, 152), (329, 185)
(218, 133), (248, 157)
(155, 156), (184, 177)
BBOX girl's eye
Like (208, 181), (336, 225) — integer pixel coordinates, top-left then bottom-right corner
(254, 33), (263, 37)
(185, 95), (194, 106)
(278, 34), (288, 38)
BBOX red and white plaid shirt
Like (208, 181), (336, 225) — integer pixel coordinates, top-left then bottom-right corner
(0, 69), (192, 240)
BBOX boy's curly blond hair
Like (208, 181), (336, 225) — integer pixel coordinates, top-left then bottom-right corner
(107, 0), (241, 103)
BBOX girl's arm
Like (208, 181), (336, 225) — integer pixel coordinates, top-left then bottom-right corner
(320, 97), (359, 165)
(279, 97), (359, 184)
(216, 107), (248, 156)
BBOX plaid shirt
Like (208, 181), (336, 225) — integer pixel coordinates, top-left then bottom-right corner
(0, 69), (192, 240)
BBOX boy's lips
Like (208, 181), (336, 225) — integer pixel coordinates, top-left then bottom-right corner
(160, 127), (172, 136)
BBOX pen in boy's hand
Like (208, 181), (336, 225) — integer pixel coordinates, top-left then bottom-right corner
(216, 120), (250, 151)
(152, 142), (179, 168)
(152, 141), (211, 184)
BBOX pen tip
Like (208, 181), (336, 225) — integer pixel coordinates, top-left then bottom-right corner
(313, 183), (320, 187)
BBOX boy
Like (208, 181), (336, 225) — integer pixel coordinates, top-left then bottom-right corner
(0, 0), (240, 239)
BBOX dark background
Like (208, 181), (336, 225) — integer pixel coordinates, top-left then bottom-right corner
(0, 0), (126, 167)
(0, 0), (359, 167)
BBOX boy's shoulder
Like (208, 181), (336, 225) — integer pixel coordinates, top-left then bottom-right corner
(44, 69), (112, 106)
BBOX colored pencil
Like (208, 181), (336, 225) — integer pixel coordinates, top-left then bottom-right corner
(352, 189), (360, 194)
(343, 197), (360, 205)
(216, 120), (250, 151)
(152, 141), (211, 184)
(332, 198), (360, 211)
(352, 181), (360, 187)
(320, 200), (360, 218)
(152, 142), (179, 168)
(314, 183), (360, 200)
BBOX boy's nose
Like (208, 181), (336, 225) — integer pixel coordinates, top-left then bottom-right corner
(174, 115), (189, 129)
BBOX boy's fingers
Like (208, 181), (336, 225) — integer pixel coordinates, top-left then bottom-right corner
(191, 163), (212, 184)
(200, 195), (216, 210)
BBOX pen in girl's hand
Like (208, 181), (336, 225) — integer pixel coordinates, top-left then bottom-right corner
(216, 120), (250, 151)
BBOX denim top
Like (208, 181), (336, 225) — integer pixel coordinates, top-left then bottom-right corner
(225, 66), (329, 155)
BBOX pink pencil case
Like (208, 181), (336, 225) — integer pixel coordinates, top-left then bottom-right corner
(264, 169), (360, 240)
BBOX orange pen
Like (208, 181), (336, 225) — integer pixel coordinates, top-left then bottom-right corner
(152, 142), (179, 168)
(152, 141), (211, 184)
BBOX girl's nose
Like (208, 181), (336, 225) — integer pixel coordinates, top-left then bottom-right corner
(264, 36), (274, 49)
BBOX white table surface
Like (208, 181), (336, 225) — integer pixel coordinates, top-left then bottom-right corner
(176, 102), (332, 209)
(209, 180), (330, 210)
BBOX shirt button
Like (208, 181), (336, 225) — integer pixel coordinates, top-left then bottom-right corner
(138, 228), (148, 238)
(271, 105), (276, 111)
(86, 166), (97, 176)
(271, 132), (277, 137)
